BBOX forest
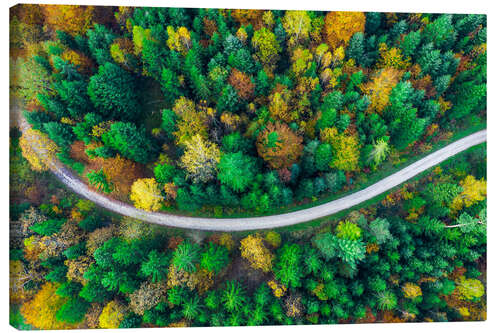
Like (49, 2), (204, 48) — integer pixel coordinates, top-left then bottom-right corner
(10, 127), (487, 329)
(9, 4), (486, 330)
(10, 5), (486, 216)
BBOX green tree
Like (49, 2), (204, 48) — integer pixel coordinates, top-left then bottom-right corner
(172, 241), (201, 273)
(274, 243), (304, 288)
(217, 152), (256, 193)
(87, 62), (141, 121)
(56, 297), (90, 324)
(102, 122), (157, 164)
(222, 280), (247, 312)
(314, 143), (333, 171)
(200, 242), (229, 274)
(86, 169), (113, 193)
(141, 250), (170, 282)
(182, 295), (203, 321)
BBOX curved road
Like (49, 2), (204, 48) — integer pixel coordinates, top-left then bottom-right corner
(16, 110), (486, 231)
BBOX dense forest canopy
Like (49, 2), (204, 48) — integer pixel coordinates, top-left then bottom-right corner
(11, 5), (486, 215)
(9, 5), (487, 330)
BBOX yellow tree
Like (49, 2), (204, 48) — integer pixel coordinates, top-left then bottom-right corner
(377, 43), (411, 70)
(323, 11), (365, 49)
(402, 282), (423, 299)
(166, 26), (192, 55)
(130, 178), (164, 212)
(20, 282), (76, 330)
(19, 128), (58, 172)
(132, 25), (152, 55)
(268, 88), (295, 122)
(172, 97), (209, 147)
(291, 48), (313, 78)
(61, 49), (94, 74)
(180, 134), (221, 183)
(240, 234), (274, 272)
(251, 27), (281, 72)
(361, 67), (402, 114)
(99, 300), (127, 329)
(282, 10), (312, 48)
(320, 127), (360, 172)
(41, 5), (97, 36)
(450, 175), (487, 213)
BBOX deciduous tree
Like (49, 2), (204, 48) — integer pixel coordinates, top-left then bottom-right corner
(130, 178), (163, 212)
(256, 122), (303, 169)
(240, 234), (274, 272)
(180, 134), (221, 183)
(323, 11), (365, 49)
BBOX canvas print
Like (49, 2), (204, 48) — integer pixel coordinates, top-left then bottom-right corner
(9, 4), (487, 330)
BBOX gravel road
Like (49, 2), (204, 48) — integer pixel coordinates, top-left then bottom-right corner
(16, 109), (486, 231)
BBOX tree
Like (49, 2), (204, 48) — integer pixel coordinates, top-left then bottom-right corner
(450, 175), (487, 213)
(228, 68), (255, 100)
(129, 281), (167, 315)
(42, 122), (75, 147)
(56, 297), (90, 324)
(19, 128), (58, 172)
(376, 290), (397, 311)
(99, 300), (126, 329)
(361, 67), (401, 114)
(282, 10), (312, 48)
(314, 143), (333, 171)
(313, 232), (366, 268)
(200, 242), (230, 274)
(29, 218), (65, 236)
(455, 276), (485, 301)
(41, 5), (100, 36)
(323, 11), (365, 49)
(180, 134), (221, 183)
(335, 221), (362, 240)
(102, 122), (157, 164)
(130, 178), (163, 212)
(11, 57), (52, 104)
(217, 152), (256, 193)
(274, 243), (304, 288)
(20, 282), (75, 330)
(87, 62), (141, 121)
(368, 138), (390, 167)
(101, 155), (143, 197)
(161, 109), (178, 141)
(320, 127), (360, 172)
(182, 295), (203, 321)
(368, 218), (392, 244)
(384, 81), (427, 149)
(240, 234), (274, 272)
(256, 122), (303, 169)
(172, 241), (201, 273)
(222, 280), (247, 312)
(252, 27), (281, 71)
(141, 250), (170, 282)
(86, 169), (112, 193)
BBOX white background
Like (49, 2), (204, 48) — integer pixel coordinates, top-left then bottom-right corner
(1, 0), (496, 332)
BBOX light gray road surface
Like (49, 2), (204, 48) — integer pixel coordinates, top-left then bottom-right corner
(17, 111), (486, 231)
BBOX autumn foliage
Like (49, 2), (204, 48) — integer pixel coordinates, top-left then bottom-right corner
(323, 11), (365, 49)
(21, 282), (76, 330)
(256, 122), (303, 169)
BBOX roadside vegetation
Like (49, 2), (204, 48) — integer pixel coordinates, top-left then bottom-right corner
(10, 5), (486, 216)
